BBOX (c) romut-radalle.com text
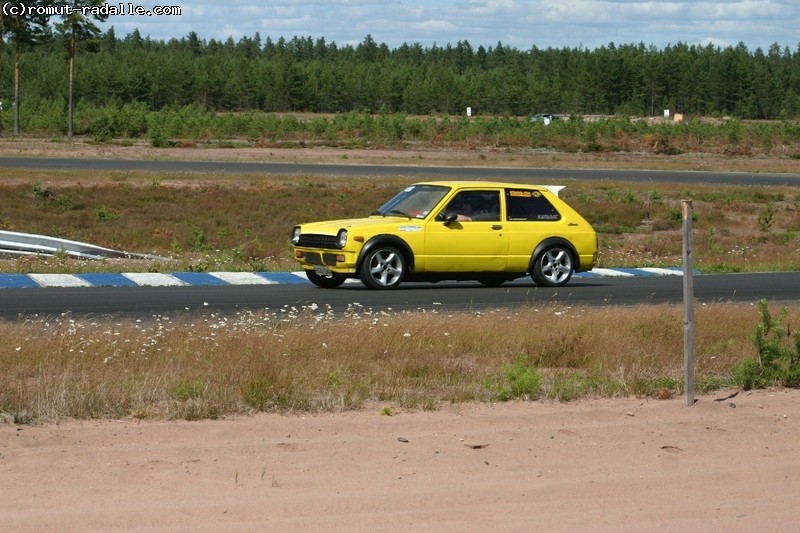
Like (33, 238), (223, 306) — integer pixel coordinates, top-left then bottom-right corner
(1, 2), (181, 18)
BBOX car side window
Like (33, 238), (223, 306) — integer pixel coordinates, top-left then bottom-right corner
(442, 191), (500, 221)
(505, 189), (561, 221)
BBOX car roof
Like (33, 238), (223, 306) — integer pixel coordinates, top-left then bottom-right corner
(416, 181), (566, 197)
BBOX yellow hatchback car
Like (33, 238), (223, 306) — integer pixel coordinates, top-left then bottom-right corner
(291, 181), (597, 289)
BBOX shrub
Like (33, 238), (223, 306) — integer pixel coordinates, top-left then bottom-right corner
(731, 299), (800, 389)
(491, 356), (541, 401)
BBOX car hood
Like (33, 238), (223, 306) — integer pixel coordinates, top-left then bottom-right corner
(299, 215), (424, 235)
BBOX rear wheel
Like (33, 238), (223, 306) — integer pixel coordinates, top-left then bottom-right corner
(306, 269), (346, 288)
(359, 247), (405, 289)
(531, 246), (574, 287)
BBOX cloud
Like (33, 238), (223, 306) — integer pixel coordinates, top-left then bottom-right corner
(92, 0), (799, 51)
(415, 19), (458, 32)
(700, 36), (732, 48)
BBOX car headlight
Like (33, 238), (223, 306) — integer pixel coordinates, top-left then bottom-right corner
(337, 229), (348, 248)
(291, 227), (301, 245)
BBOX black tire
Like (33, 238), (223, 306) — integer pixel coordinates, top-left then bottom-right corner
(359, 246), (406, 289)
(305, 269), (346, 288)
(531, 246), (574, 287)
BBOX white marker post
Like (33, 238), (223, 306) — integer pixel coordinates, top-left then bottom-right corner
(682, 200), (695, 406)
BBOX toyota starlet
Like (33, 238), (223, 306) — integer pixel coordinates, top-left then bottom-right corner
(290, 181), (597, 289)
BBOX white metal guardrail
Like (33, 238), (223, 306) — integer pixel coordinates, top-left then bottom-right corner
(0, 230), (166, 260)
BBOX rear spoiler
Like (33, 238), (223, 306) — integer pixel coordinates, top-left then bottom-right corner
(542, 185), (565, 198)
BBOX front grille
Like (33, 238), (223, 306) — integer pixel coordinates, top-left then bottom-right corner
(297, 234), (340, 249)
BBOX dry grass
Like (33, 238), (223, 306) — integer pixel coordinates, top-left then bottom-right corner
(2, 302), (795, 423)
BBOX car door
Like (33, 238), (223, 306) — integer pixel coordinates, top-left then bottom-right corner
(423, 189), (509, 272)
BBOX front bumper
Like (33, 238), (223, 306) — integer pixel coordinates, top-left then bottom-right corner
(293, 248), (358, 274)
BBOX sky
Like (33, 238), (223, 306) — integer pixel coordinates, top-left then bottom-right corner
(96, 0), (800, 52)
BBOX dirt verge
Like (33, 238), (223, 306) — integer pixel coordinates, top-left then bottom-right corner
(2, 389), (799, 531)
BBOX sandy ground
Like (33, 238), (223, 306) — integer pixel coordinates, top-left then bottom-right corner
(2, 388), (799, 532)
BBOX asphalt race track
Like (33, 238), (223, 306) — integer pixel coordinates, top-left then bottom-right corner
(1, 271), (799, 320)
(1, 156), (799, 186)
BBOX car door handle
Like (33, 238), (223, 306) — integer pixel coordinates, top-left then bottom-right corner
(491, 225), (503, 230)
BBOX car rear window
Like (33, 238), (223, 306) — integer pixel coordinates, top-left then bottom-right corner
(505, 189), (561, 221)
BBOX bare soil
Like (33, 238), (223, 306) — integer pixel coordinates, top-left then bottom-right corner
(2, 389), (799, 532)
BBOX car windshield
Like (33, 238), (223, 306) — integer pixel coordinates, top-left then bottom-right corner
(372, 185), (450, 219)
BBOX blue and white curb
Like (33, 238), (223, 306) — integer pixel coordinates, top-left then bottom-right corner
(0, 268), (687, 289)
(0, 272), (310, 289)
(577, 267), (688, 278)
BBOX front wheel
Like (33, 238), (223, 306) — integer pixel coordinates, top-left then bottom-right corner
(531, 246), (574, 287)
(359, 247), (406, 289)
(306, 269), (346, 288)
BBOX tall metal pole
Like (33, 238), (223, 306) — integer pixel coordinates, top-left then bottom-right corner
(682, 200), (695, 406)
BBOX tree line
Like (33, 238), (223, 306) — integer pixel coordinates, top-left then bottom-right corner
(2, 5), (800, 136)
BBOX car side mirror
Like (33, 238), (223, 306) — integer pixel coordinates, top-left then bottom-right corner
(439, 212), (458, 225)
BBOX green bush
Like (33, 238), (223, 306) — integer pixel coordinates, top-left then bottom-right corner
(731, 299), (800, 389)
(10, 99), (800, 155)
(21, 97), (67, 134)
(491, 355), (541, 401)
